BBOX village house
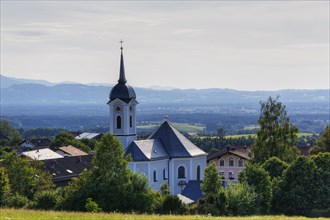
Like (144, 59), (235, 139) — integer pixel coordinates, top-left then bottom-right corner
(207, 145), (251, 186)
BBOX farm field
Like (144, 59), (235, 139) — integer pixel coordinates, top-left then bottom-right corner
(0, 208), (327, 220)
(224, 133), (315, 139)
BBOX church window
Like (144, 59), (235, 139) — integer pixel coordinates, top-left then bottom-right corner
(116, 116), (121, 129)
(238, 159), (244, 167)
(219, 159), (225, 166)
(229, 157), (234, 167)
(197, 165), (201, 180)
(130, 115), (133, 127)
(178, 166), (185, 179)
(116, 106), (121, 112)
(153, 170), (157, 182)
(163, 168), (167, 180)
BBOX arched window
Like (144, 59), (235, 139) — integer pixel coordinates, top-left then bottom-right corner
(163, 168), (167, 180)
(130, 115), (133, 127)
(229, 157), (234, 167)
(178, 166), (185, 179)
(238, 159), (244, 167)
(197, 165), (201, 180)
(153, 170), (157, 182)
(116, 116), (121, 129)
(219, 159), (225, 166)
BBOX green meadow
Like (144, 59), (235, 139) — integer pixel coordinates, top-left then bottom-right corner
(0, 209), (327, 220)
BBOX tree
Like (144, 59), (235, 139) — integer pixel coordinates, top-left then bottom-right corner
(239, 164), (272, 214)
(226, 183), (256, 216)
(201, 162), (222, 201)
(62, 133), (155, 213)
(261, 156), (289, 180)
(0, 121), (23, 151)
(124, 172), (154, 213)
(0, 167), (10, 205)
(310, 152), (330, 210)
(310, 125), (330, 155)
(50, 132), (91, 153)
(216, 128), (227, 138)
(252, 96), (299, 164)
(199, 162), (227, 216)
(1, 152), (54, 199)
(160, 181), (170, 195)
(272, 157), (319, 215)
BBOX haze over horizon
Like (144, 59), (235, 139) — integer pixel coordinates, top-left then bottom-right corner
(1, 1), (329, 91)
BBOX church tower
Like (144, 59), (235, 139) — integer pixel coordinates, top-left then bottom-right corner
(108, 44), (138, 148)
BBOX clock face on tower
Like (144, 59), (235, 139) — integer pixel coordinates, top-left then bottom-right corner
(116, 106), (121, 112)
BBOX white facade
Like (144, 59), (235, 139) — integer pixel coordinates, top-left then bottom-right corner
(108, 98), (138, 148)
(128, 155), (206, 194)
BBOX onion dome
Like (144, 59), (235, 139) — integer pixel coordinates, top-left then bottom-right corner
(109, 45), (136, 102)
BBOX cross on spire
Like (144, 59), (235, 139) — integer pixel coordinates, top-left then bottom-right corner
(120, 40), (124, 50)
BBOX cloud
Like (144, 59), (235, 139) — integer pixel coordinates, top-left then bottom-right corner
(1, 1), (329, 90)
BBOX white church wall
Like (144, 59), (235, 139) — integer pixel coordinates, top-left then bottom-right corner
(190, 156), (207, 180)
(171, 158), (191, 195)
(129, 160), (169, 191)
(148, 159), (169, 191)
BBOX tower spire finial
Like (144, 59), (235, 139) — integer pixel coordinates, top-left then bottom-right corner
(118, 40), (127, 83)
(120, 40), (123, 50)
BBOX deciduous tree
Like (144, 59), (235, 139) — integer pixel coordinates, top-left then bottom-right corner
(310, 125), (330, 155)
(239, 164), (272, 214)
(0, 121), (23, 151)
(201, 162), (222, 201)
(1, 152), (53, 199)
(272, 157), (319, 215)
(261, 156), (288, 180)
(252, 96), (299, 164)
(0, 167), (10, 205)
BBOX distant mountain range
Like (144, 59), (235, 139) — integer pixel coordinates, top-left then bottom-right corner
(1, 75), (329, 106)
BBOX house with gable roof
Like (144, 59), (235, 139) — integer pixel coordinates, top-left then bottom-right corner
(107, 45), (207, 197)
(207, 145), (251, 186)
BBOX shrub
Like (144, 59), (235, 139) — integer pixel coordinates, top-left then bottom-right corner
(5, 193), (30, 208)
(85, 198), (102, 213)
(34, 190), (59, 210)
(161, 194), (187, 215)
(226, 183), (257, 216)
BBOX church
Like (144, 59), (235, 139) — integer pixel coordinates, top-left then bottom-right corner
(107, 45), (207, 196)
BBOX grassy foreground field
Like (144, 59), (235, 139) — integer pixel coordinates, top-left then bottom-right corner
(0, 209), (327, 220)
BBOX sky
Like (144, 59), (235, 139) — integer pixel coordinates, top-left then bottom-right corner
(1, 1), (329, 90)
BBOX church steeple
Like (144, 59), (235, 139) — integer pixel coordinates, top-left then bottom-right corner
(118, 42), (127, 84)
(108, 41), (138, 149)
